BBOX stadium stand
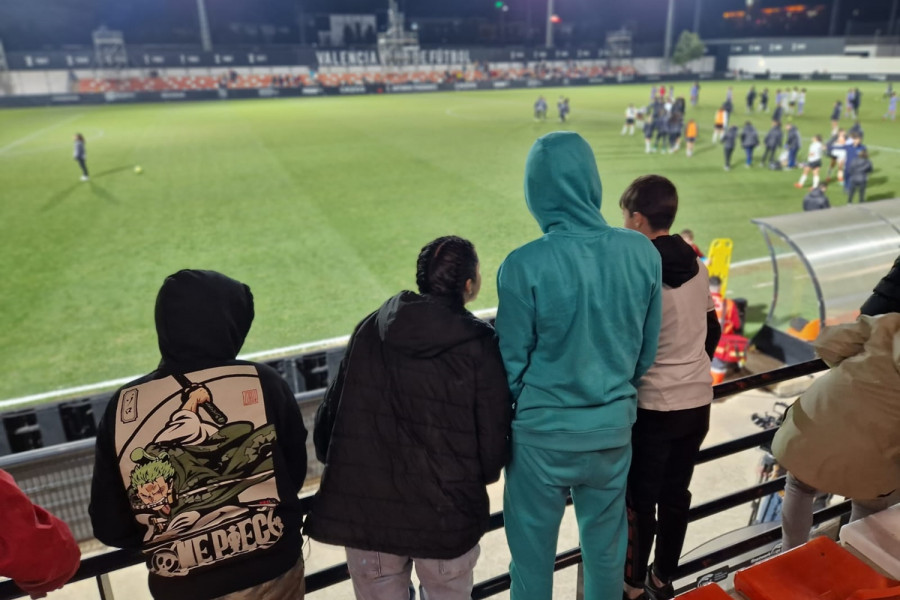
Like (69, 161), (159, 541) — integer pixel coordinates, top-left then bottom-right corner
(74, 61), (638, 93)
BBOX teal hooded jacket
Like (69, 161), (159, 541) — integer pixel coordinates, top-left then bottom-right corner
(496, 132), (662, 452)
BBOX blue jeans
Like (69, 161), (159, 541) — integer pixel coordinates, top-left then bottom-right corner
(788, 148), (798, 168)
(745, 147), (754, 165)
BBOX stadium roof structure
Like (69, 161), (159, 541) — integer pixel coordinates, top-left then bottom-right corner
(750, 198), (900, 363)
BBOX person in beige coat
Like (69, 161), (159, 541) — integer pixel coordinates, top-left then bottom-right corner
(774, 313), (900, 550)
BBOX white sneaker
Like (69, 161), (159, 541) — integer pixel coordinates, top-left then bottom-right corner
(81, 175), (89, 181)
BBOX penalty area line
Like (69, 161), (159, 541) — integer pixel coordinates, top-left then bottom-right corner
(0, 113), (85, 155)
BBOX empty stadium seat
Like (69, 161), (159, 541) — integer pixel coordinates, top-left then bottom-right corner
(734, 537), (900, 600)
(675, 584), (732, 599)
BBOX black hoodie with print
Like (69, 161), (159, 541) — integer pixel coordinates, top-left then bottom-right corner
(90, 270), (307, 600)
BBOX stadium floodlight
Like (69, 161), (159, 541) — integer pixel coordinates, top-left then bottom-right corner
(0, 39), (10, 96)
(663, 0), (675, 65)
(545, 0), (555, 47)
(92, 27), (128, 78)
(196, 0), (213, 51)
(378, 0), (420, 66)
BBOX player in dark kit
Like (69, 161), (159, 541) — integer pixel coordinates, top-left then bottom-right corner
(722, 125), (738, 171)
(74, 133), (89, 181)
(831, 100), (843, 135)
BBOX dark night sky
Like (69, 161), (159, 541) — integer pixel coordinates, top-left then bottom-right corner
(0, 0), (895, 49)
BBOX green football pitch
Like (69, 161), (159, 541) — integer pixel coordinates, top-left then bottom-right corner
(1, 81), (897, 403)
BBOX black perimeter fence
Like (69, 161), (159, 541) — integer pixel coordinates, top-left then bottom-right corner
(0, 357), (851, 600)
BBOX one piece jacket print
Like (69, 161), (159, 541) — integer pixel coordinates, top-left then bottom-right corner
(113, 365), (282, 578)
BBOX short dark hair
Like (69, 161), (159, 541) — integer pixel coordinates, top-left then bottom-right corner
(619, 175), (678, 232)
(416, 236), (478, 303)
(709, 276), (722, 288)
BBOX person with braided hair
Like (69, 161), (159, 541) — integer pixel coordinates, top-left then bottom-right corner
(307, 235), (512, 600)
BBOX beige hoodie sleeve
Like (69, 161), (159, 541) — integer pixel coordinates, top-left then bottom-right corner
(813, 317), (873, 367)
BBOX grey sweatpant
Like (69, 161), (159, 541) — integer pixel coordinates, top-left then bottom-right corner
(781, 471), (900, 550)
(346, 544), (480, 600)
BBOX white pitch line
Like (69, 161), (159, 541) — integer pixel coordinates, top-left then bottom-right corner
(0, 128), (106, 158)
(0, 113), (84, 155)
(731, 256), (770, 268)
(5, 254), (781, 409)
(867, 144), (900, 154)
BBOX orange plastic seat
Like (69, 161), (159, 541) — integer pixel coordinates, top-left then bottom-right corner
(734, 537), (900, 600)
(676, 584), (732, 598)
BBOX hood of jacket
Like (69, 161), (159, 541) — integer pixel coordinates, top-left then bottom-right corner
(155, 269), (254, 368)
(805, 188), (826, 201)
(850, 157), (872, 174)
(652, 235), (701, 288)
(375, 291), (490, 358)
(524, 132), (608, 235)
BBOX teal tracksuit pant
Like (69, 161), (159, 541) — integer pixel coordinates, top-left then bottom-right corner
(504, 441), (631, 600)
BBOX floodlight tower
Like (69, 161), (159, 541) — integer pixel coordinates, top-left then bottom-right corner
(663, 0), (675, 66)
(545, 0), (555, 48)
(93, 27), (128, 80)
(694, 0), (703, 35)
(0, 39), (11, 96)
(378, 0), (419, 66)
(890, 0), (899, 36)
(197, 0), (213, 51)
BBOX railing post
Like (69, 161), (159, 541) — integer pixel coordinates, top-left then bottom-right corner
(575, 562), (584, 600)
(96, 574), (115, 600)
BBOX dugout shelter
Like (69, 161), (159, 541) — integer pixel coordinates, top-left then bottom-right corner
(750, 198), (900, 364)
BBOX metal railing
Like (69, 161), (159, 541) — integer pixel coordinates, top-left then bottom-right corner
(0, 359), (836, 600)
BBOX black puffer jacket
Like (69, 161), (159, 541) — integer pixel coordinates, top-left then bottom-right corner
(802, 188), (831, 211)
(848, 156), (873, 184)
(741, 124), (759, 148)
(306, 292), (511, 559)
(764, 125), (783, 149)
(861, 255), (900, 316)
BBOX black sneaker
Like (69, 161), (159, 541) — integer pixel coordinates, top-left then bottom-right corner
(644, 564), (675, 600)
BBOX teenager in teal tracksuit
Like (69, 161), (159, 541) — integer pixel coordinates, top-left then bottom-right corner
(496, 131), (662, 600)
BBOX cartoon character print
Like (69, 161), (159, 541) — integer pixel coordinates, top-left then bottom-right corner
(115, 366), (284, 577)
